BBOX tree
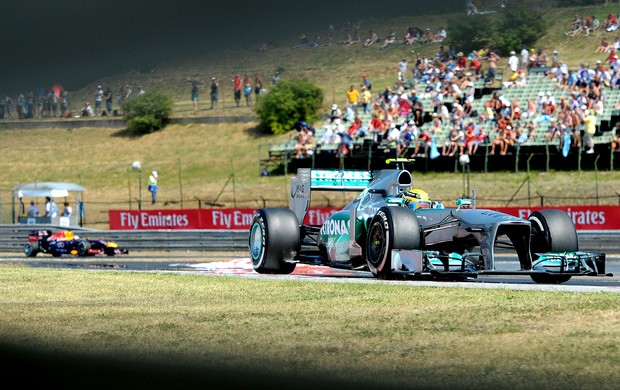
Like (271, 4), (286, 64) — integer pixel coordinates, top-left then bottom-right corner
(495, 1), (547, 54)
(255, 80), (323, 135)
(122, 91), (174, 134)
(447, 0), (546, 55)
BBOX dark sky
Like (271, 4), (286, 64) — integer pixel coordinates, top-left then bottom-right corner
(0, 0), (463, 96)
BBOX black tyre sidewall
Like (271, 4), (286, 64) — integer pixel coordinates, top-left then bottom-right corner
(529, 209), (578, 259)
(77, 241), (91, 256)
(249, 208), (299, 274)
(366, 207), (421, 276)
(24, 243), (38, 257)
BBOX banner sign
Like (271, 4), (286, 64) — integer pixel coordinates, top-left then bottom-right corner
(494, 205), (620, 231)
(109, 205), (620, 231)
(109, 208), (341, 230)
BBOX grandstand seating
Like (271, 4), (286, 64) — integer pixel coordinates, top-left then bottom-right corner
(260, 73), (620, 174)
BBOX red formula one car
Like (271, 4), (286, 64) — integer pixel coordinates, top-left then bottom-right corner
(24, 230), (129, 257)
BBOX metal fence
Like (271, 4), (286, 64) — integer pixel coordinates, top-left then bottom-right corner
(0, 224), (616, 255)
(0, 224), (248, 253)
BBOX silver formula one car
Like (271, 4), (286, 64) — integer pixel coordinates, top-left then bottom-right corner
(249, 159), (609, 284)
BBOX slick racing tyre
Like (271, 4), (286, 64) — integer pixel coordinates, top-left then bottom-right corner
(249, 208), (299, 274)
(366, 206), (421, 278)
(528, 209), (578, 284)
(77, 241), (92, 257)
(24, 242), (39, 257)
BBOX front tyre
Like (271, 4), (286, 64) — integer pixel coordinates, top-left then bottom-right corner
(249, 208), (299, 274)
(24, 242), (39, 257)
(366, 206), (421, 278)
(528, 209), (578, 284)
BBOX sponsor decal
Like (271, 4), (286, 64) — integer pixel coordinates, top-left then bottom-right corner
(319, 217), (349, 236)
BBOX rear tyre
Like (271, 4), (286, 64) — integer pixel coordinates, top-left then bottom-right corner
(366, 206), (421, 278)
(528, 209), (578, 284)
(249, 208), (299, 274)
(77, 241), (92, 256)
(24, 242), (39, 257)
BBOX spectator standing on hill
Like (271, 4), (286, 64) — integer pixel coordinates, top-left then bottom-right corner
(254, 73), (264, 99)
(582, 109), (597, 154)
(50, 90), (58, 117)
(271, 71), (280, 85)
(191, 81), (200, 114)
(232, 74), (242, 107)
(552, 50), (561, 67)
(520, 46), (529, 70)
(507, 50), (519, 75)
(361, 73), (372, 91)
(117, 84), (125, 107)
(60, 89), (69, 117)
(123, 85), (133, 101)
(104, 87), (113, 114)
(210, 77), (219, 109)
(607, 48), (618, 68)
(94, 85), (104, 116)
(5, 96), (13, 119)
(148, 171), (158, 205)
(360, 85), (371, 114)
(345, 84), (360, 114)
(485, 51), (500, 83)
(398, 58), (408, 85)
(243, 73), (253, 107)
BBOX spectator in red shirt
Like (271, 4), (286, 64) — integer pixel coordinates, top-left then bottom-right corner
(368, 113), (385, 142)
(411, 128), (432, 157)
(232, 74), (242, 107)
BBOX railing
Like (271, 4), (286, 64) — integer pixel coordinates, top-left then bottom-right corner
(0, 224), (248, 253)
(0, 224), (617, 255)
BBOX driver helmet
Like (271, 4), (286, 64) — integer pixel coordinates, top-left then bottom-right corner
(404, 189), (431, 209)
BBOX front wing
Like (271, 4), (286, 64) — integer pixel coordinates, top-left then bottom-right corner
(391, 249), (610, 278)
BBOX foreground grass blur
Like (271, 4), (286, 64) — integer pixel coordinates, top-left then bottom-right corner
(0, 266), (618, 389)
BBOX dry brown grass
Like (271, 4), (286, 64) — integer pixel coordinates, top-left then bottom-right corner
(2, 4), (620, 229)
(1, 122), (619, 229)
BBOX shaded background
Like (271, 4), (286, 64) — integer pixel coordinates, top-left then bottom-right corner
(0, 0), (472, 96)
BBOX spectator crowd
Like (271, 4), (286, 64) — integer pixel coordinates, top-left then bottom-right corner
(290, 11), (620, 161)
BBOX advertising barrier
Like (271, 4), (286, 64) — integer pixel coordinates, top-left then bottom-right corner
(109, 205), (620, 231)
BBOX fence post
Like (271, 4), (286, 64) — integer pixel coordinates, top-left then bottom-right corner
(514, 144), (520, 173)
(537, 191), (544, 207)
(594, 155), (600, 205)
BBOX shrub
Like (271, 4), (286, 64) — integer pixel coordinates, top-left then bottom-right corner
(255, 80), (323, 135)
(122, 91), (173, 134)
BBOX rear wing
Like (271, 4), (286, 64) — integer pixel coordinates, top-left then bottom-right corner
(290, 168), (372, 224)
(310, 169), (372, 191)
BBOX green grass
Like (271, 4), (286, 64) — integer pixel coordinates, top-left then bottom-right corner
(0, 266), (618, 389)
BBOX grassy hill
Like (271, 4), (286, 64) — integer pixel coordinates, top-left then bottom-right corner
(2, 2), (620, 229)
